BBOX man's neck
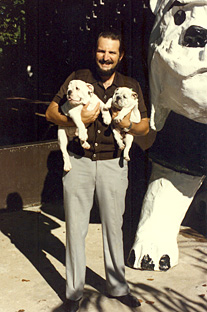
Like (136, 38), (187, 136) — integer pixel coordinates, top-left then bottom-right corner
(101, 72), (116, 89)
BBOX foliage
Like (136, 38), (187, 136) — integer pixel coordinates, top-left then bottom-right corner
(0, 0), (25, 50)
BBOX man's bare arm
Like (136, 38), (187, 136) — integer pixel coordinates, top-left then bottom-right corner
(45, 101), (101, 126)
(45, 101), (74, 126)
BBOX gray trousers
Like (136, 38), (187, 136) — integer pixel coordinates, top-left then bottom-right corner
(63, 153), (130, 300)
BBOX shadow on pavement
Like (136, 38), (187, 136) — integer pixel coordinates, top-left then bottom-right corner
(0, 196), (108, 304)
(0, 205), (66, 301)
(130, 282), (207, 312)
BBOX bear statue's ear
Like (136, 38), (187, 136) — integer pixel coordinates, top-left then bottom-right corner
(150, 0), (164, 14)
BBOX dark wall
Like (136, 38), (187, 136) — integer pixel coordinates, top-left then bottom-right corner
(24, 0), (154, 99)
(0, 0), (154, 147)
(0, 141), (63, 208)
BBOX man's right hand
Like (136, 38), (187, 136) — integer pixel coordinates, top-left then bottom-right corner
(46, 100), (101, 127)
(81, 102), (100, 125)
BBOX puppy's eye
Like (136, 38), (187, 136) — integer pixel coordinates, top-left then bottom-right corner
(174, 10), (186, 25)
(123, 95), (127, 99)
(76, 87), (79, 90)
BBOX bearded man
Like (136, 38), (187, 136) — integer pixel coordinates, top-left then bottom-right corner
(46, 30), (149, 312)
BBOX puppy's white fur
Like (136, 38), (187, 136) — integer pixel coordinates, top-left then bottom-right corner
(104, 87), (141, 161)
(58, 79), (111, 171)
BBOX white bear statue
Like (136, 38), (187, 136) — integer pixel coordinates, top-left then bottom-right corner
(128, 0), (207, 271)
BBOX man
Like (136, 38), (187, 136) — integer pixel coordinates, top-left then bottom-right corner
(46, 30), (149, 312)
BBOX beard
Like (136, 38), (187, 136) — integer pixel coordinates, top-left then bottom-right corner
(96, 60), (121, 77)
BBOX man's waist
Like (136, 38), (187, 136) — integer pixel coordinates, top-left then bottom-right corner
(68, 140), (122, 160)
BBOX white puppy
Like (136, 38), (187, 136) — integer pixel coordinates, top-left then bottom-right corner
(104, 87), (141, 161)
(58, 79), (111, 171)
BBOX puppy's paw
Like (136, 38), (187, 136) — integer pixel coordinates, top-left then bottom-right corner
(78, 130), (88, 142)
(102, 110), (112, 125)
(103, 115), (112, 125)
(118, 142), (125, 150)
(114, 116), (122, 123)
(124, 151), (130, 161)
(124, 155), (130, 161)
(64, 163), (72, 172)
(74, 128), (79, 136)
(81, 141), (90, 149)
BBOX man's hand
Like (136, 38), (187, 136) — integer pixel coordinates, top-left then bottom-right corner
(112, 108), (149, 136)
(81, 102), (100, 125)
(112, 109), (131, 130)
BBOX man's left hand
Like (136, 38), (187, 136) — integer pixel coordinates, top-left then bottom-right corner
(111, 109), (131, 130)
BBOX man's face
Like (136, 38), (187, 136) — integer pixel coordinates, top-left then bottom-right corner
(95, 37), (123, 77)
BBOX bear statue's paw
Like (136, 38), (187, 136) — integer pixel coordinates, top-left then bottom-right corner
(127, 250), (155, 271)
(127, 247), (172, 272)
(140, 254), (170, 271)
(159, 254), (171, 271)
(141, 254), (155, 271)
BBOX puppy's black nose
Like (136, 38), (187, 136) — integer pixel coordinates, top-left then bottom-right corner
(116, 96), (121, 101)
(67, 90), (72, 96)
(184, 25), (207, 47)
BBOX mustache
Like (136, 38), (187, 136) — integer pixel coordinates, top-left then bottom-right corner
(99, 59), (114, 65)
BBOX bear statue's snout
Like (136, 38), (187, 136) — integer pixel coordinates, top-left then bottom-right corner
(184, 25), (207, 47)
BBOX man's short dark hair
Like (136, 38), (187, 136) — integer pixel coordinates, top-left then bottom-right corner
(96, 29), (124, 55)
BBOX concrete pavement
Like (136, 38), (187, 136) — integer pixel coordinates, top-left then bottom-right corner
(0, 205), (207, 312)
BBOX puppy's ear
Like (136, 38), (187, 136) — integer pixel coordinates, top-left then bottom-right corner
(86, 83), (94, 95)
(132, 91), (138, 100)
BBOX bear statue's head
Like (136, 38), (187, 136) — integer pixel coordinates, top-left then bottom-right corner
(149, 0), (207, 131)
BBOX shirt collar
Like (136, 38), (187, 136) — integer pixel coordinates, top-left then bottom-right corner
(93, 71), (123, 89)
(113, 71), (124, 87)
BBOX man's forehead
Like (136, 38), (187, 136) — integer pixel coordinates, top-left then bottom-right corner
(97, 37), (120, 50)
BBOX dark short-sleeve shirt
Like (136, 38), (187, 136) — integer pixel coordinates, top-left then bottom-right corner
(53, 69), (148, 160)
